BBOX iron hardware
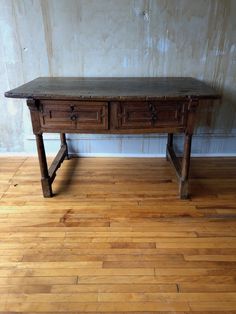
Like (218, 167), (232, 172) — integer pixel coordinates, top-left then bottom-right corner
(70, 114), (77, 121)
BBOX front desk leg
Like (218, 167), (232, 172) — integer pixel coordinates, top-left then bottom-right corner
(35, 134), (53, 198)
(179, 133), (192, 199)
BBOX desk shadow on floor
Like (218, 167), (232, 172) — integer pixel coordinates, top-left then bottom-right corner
(189, 158), (236, 199)
(52, 156), (80, 196)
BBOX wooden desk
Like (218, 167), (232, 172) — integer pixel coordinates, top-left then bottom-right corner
(5, 77), (220, 199)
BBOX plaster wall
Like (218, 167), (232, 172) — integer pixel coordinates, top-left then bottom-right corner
(0, 0), (235, 156)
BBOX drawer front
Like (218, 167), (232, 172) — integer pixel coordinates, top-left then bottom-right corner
(116, 101), (187, 129)
(39, 101), (108, 130)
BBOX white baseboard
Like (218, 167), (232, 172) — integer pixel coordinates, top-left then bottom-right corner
(1, 133), (236, 157)
(1, 152), (236, 157)
(69, 152), (236, 157)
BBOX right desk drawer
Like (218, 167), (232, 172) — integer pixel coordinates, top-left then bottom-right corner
(115, 101), (187, 129)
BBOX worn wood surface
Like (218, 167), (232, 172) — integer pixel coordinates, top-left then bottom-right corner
(5, 77), (220, 101)
(0, 156), (236, 313)
(27, 98), (190, 135)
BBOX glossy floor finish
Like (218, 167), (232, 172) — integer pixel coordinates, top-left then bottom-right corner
(0, 156), (236, 313)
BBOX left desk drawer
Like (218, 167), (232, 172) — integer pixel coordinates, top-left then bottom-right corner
(39, 100), (108, 131)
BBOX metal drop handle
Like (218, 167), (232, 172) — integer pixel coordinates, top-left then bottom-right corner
(151, 113), (157, 121)
(70, 114), (77, 121)
(149, 103), (157, 122)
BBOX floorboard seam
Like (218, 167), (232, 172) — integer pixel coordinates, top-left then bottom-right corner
(1, 157), (27, 199)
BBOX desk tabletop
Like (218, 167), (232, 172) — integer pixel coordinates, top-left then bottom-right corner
(5, 77), (220, 101)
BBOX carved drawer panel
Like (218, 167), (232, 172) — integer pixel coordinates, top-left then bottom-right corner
(116, 101), (187, 129)
(39, 100), (108, 131)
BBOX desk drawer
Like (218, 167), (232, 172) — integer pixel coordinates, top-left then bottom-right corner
(39, 100), (108, 130)
(116, 101), (187, 129)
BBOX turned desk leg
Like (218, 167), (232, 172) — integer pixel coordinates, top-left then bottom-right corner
(179, 133), (192, 199)
(35, 134), (53, 198)
(60, 133), (69, 159)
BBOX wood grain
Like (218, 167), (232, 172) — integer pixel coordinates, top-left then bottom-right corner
(0, 156), (236, 313)
(5, 77), (220, 100)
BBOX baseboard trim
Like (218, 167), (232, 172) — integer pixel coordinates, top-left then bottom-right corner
(1, 152), (236, 158)
(2, 133), (236, 157)
(26, 133), (236, 140)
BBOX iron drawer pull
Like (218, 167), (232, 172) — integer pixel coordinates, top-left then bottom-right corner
(70, 114), (77, 121)
(151, 113), (157, 121)
(149, 103), (154, 111)
(149, 103), (157, 122)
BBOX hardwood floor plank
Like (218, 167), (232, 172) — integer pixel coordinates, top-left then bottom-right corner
(0, 301), (190, 312)
(51, 283), (178, 293)
(0, 276), (77, 285)
(98, 292), (236, 302)
(0, 267), (154, 277)
(76, 275), (235, 284)
(189, 302), (236, 311)
(179, 283), (236, 292)
(103, 260), (236, 268)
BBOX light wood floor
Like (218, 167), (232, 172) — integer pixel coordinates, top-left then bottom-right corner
(0, 156), (236, 313)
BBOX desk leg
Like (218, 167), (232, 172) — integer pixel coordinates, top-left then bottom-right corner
(35, 134), (53, 198)
(166, 132), (192, 199)
(166, 133), (173, 160)
(179, 133), (192, 199)
(60, 133), (69, 159)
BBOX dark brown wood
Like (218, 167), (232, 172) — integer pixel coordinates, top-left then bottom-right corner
(60, 133), (66, 145)
(109, 102), (119, 130)
(5, 77), (220, 199)
(60, 133), (69, 159)
(27, 99), (41, 135)
(186, 98), (199, 134)
(166, 133), (173, 160)
(166, 144), (181, 179)
(35, 134), (52, 198)
(167, 133), (173, 147)
(5, 77), (220, 101)
(48, 144), (67, 183)
(178, 98), (198, 199)
(115, 101), (187, 130)
(179, 134), (192, 199)
(39, 100), (108, 131)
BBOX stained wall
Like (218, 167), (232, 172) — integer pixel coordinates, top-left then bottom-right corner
(0, 0), (235, 155)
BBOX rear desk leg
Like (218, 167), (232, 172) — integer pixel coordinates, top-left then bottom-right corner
(166, 99), (198, 199)
(60, 133), (69, 159)
(166, 133), (173, 160)
(35, 134), (53, 198)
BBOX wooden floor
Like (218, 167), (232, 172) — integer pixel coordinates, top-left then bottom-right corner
(0, 156), (236, 313)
